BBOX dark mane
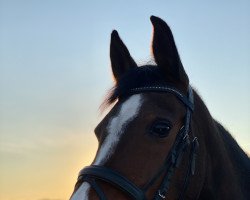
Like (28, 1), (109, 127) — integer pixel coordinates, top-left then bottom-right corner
(103, 65), (176, 108)
(215, 121), (250, 191)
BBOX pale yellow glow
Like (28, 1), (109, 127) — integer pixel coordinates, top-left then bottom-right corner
(0, 133), (98, 200)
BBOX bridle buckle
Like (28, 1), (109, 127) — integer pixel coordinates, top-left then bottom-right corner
(158, 190), (166, 199)
(183, 133), (189, 141)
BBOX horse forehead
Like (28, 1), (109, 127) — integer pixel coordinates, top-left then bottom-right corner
(113, 94), (144, 122)
(93, 94), (144, 165)
(98, 94), (145, 128)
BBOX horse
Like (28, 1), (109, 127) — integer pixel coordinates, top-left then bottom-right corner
(70, 16), (250, 200)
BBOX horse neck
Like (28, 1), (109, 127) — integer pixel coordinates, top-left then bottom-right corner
(192, 91), (249, 200)
(215, 121), (250, 198)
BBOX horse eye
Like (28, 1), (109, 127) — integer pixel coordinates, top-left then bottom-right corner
(149, 119), (172, 138)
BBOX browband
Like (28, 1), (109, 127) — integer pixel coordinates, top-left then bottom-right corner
(128, 86), (194, 111)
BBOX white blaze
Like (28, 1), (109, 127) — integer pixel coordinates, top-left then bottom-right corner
(94, 94), (142, 165)
(70, 182), (90, 200)
(70, 94), (143, 200)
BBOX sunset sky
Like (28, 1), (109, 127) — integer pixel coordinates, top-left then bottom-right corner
(0, 1), (249, 200)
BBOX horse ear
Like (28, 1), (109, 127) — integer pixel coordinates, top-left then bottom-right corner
(110, 30), (137, 81)
(150, 16), (189, 86)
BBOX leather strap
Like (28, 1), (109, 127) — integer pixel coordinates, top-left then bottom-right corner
(129, 86), (194, 111)
(83, 177), (107, 200)
(76, 85), (198, 200)
(79, 165), (146, 200)
(152, 128), (191, 200)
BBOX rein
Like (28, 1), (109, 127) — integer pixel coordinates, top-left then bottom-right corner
(76, 85), (199, 200)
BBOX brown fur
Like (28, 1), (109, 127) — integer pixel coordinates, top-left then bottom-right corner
(71, 16), (249, 200)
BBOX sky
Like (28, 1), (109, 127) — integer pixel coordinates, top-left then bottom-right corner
(0, 0), (249, 200)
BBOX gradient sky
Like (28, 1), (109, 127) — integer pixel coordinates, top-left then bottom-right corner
(0, 1), (249, 200)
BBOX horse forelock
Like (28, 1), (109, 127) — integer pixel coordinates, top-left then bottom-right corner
(101, 65), (170, 111)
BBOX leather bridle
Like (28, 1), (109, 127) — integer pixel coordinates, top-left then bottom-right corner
(75, 85), (199, 200)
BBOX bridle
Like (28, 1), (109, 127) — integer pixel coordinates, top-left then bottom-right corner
(75, 85), (199, 200)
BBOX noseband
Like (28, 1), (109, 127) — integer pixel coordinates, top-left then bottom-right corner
(75, 85), (199, 200)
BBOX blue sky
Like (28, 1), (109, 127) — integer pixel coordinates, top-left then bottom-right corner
(0, 1), (249, 199)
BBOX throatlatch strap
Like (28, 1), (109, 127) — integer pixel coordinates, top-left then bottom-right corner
(178, 137), (199, 200)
